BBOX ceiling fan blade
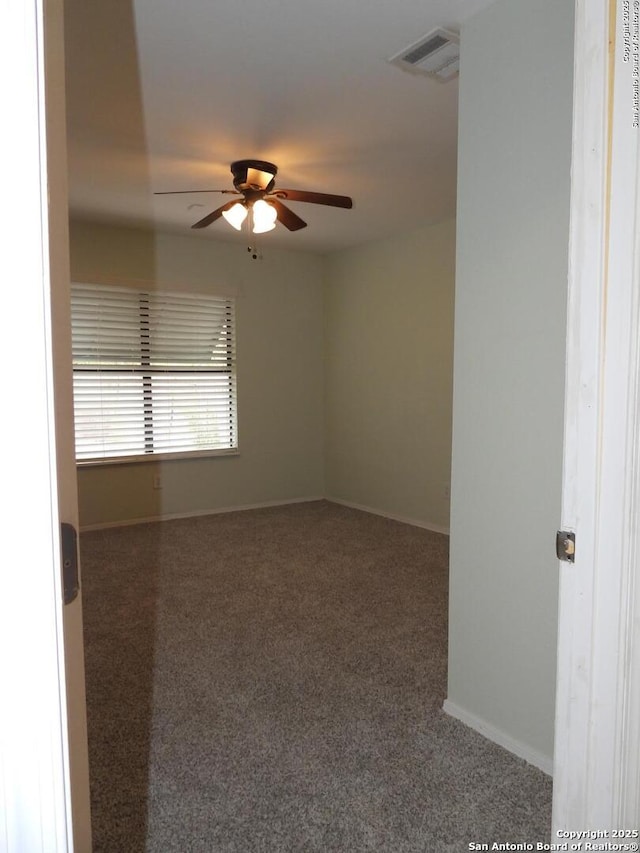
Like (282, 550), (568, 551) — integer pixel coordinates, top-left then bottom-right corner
(273, 189), (353, 209)
(270, 199), (307, 231)
(154, 189), (239, 195)
(191, 199), (241, 229)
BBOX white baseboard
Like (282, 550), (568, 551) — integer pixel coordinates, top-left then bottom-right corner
(79, 496), (325, 532)
(325, 496), (450, 535)
(81, 495), (450, 535)
(442, 698), (553, 776)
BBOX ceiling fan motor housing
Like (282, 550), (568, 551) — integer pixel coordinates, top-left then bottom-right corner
(231, 160), (278, 192)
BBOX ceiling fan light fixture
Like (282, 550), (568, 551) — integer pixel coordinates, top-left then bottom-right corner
(157, 159), (352, 235)
(222, 202), (248, 230)
(252, 199), (277, 233)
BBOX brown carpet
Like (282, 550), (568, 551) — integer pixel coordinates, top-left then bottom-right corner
(80, 500), (552, 852)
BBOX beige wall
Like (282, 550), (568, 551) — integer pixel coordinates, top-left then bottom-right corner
(71, 219), (456, 530)
(324, 219), (456, 531)
(70, 221), (325, 527)
(447, 0), (573, 769)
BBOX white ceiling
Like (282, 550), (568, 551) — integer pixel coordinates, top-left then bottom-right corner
(64, 0), (495, 254)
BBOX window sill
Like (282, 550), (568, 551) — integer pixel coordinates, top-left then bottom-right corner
(76, 448), (240, 467)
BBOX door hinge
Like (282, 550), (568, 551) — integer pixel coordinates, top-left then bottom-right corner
(61, 522), (79, 604)
(556, 530), (576, 563)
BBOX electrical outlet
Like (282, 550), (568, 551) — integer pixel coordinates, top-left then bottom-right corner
(153, 474), (162, 490)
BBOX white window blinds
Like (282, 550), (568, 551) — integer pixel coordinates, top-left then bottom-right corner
(71, 283), (237, 462)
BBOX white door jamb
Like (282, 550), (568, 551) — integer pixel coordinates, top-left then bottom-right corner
(553, 0), (640, 830)
(0, 0), (74, 849)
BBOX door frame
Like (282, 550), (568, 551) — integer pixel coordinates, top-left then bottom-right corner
(553, 0), (640, 830)
(0, 0), (74, 849)
(0, 0), (91, 848)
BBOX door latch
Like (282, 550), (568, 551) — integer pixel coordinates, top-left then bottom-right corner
(556, 530), (576, 563)
(61, 522), (79, 604)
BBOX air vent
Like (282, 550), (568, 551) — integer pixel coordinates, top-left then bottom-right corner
(389, 28), (460, 82)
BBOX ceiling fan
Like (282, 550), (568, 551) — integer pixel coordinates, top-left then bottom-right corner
(155, 159), (353, 233)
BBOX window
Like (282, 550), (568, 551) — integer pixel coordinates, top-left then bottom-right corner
(71, 283), (237, 463)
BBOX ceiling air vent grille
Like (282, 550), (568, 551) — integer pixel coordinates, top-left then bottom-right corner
(389, 28), (460, 82)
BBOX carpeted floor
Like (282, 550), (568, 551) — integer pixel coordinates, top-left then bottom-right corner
(80, 500), (552, 852)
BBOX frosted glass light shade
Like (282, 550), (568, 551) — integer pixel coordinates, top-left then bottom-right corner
(252, 199), (277, 233)
(222, 202), (248, 230)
